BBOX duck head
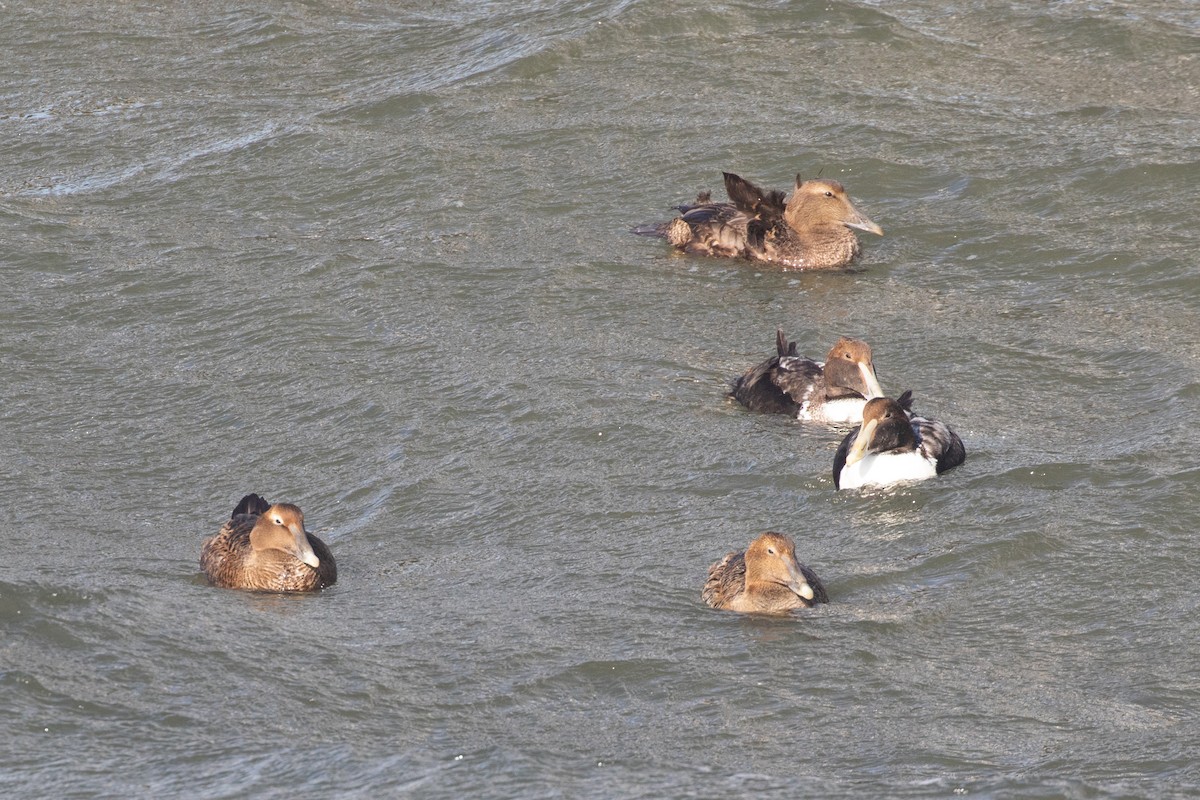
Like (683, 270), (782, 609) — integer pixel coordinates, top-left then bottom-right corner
(744, 531), (815, 602)
(845, 396), (917, 466)
(823, 337), (885, 400)
(784, 177), (883, 237)
(249, 503), (321, 569)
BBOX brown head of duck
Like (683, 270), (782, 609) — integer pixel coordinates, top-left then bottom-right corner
(821, 336), (885, 401)
(703, 531), (828, 614)
(200, 494), (337, 592)
(777, 176), (883, 268)
(844, 395), (918, 468)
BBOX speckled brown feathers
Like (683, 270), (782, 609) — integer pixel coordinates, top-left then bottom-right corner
(703, 532), (828, 614)
(637, 172), (882, 270)
(200, 493), (337, 592)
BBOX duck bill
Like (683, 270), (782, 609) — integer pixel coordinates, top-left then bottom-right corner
(785, 560), (815, 601)
(859, 362), (885, 400)
(844, 205), (883, 236)
(846, 418), (878, 467)
(291, 526), (321, 569)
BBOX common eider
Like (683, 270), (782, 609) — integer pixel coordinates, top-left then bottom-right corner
(832, 392), (966, 490)
(703, 531), (828, 614)
(200, 493), (337, 592)
(637, 172), (882, 269)
(732, 329), (885, 424)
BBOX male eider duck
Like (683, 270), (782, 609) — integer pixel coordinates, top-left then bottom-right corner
(732, 329), (885, 424)
(703, 531), (828, 614)
(832, 392), (966, 490)
(637, 171), (882, 269)
(200, 493), (337, 592)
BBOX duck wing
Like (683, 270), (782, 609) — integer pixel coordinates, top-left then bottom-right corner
(831, 425), (860, 489)
(913, 417), (967, 474)
(799, 562), (829, 605)
(723, 172), (786, 218)
(702, 551), (747, 608)
(307, 533), (338, 587)
(230, 493), (270, 519)
(200, 513), (255, 585)
(723, 172), (790, 254)
(732, 330), (825, 414)
(731, 355), (823, 414)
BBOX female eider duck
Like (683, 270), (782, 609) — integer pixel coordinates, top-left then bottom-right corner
(200, 493), (337, 592)
(832, 392), (966, 490)
(732, 329), (885, 424)
(703, 531), (828, 614)
(637, 171), (882, 269)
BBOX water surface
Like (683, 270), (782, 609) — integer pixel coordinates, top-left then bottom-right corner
(3, 1), (1199, 797)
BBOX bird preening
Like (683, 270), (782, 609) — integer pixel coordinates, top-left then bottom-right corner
(636, 171), (883, 270)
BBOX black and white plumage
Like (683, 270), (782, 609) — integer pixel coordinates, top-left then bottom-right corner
(731, 330), (885, 425)
(832, 392), (966, 489)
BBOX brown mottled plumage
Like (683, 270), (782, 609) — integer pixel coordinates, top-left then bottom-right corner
(732, 330), (885, 423)
(200, 493), (337, 592)
(703, 532), (828, 614)
(636, 172), (882, 270)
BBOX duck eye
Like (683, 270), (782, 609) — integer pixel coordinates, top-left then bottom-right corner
(274, 517), (283, 525)
(767, 547), (776, 555)
(824, 191), (834, 197)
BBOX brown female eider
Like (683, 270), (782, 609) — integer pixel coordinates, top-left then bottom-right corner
(200, 493), (337, 592)
(637, 172), (882, 269)
(703, 531), (828, 614)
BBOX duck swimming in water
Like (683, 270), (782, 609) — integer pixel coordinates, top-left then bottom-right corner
(732, 330), (886, 424)
(832, 392), (966, 490)
(703, 531), (828, 614)
(637, 171), (882, 270)
(200, 493), (337, 592)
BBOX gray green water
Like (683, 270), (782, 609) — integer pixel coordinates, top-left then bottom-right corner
(3, 1), (1199, 797)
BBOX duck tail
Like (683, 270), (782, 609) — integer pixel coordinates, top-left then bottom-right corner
(231, 493), (270, 519)
(775, 328), (799, 358)
(630, 221), (670, 239)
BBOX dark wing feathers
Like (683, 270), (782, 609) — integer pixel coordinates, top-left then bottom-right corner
(231, 493), (270, 519)
(914, 418), (967, 474)
(732, 330), (823, 416)
(724, 172), (788, 252)
(308, 533), (338, 586)
(771, 358), (823, 395)
(745, 218), (768, 250)
(722, 172), (785, 217)
(732, 360), (798, 414)
(831, 425), (859, 489)
(800, 562), (830, 605)
(679, 204), (730, 225)
(723, 172), (764, 213)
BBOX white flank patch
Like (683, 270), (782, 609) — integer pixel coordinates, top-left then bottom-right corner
(802, 397), (867, 425)
(839, 450), (937, 489)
